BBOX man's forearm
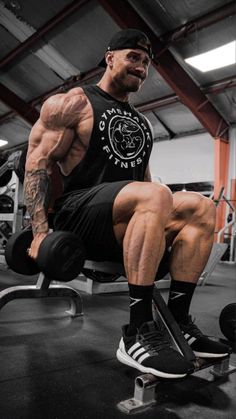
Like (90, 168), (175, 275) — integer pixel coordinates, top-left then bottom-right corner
(24, 169), (51, 235)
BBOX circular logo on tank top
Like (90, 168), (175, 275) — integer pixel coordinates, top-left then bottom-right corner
(108, 115), (145, 160)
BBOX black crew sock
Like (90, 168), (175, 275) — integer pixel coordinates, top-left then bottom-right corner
(128, 283), (154, 334)
(167, 279), (196, 324)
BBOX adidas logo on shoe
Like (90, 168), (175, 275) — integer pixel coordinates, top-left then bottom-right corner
(117, 321), (192, 378)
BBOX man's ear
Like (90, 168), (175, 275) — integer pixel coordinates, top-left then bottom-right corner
(105, 51), (114, 68)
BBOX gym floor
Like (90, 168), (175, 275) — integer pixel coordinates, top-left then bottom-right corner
(0, 262), (235, 419)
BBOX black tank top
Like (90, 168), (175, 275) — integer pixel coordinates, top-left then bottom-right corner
(62, 85), (153, 192)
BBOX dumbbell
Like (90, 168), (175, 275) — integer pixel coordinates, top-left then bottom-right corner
(219, 303), (236, 343)
(5, 229), (85, 281)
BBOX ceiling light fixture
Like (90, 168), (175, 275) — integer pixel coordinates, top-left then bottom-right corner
(0, 139), (8, 147)
(185, 40), (236, 72)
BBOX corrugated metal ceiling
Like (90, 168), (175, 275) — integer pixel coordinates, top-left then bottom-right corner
(0, 0), (235, 153)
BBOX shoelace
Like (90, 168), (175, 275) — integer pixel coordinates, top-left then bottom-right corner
(140, 329), (172, 352)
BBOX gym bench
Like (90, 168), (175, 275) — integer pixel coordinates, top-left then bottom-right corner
(0, 272), (83, 317)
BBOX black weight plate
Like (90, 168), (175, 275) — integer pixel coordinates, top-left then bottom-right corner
(0, 170), (12, 187)
(37, 231), (85, 281)
(5, 229), (40, 275)
(219, 303), (236, 342)
(0, 157), (12, 187)
(0, 194), (14, 213)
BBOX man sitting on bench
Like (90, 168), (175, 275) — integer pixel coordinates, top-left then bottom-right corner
(24, 28), (230, 379)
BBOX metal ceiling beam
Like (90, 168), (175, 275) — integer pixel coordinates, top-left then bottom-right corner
(1, 71), (235, 126)
(0, 0), (90, 127)
(138, 75), (236, 112)
(0, 2), (80, 79)
(152, 111), (176, 139)
(160, 1), (236, 45)
(0, 0), (233, 131)
(98, 0), (229, 141)
(138, 94), (180, 113)
(0, 0), (89, 70)
(31, 67), (104, 104)
(0, 83), (39, 124)
(203, 75), (236, 95)
(0, 67), (104, 125)
(0, 0), (233, 72)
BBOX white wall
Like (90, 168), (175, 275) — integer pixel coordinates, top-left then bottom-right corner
(149, 132), (214, 184)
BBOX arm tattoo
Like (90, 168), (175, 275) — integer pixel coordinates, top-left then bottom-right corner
(24, 169), (52, 235)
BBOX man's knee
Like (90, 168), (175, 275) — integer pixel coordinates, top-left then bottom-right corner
(127, 182), (174, 219)
(196, 194), (216, 232)
(113, 181), (173, 225)
(135, 182), (173, 214)
(190, 193), (215, 217)
(176, 191), (216, 231)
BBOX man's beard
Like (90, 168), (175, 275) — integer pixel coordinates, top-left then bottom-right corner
(117, 73), (144, 92)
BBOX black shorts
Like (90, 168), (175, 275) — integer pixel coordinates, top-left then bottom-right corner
(53, 180), (171, 279)
(53, 180), (132, 262)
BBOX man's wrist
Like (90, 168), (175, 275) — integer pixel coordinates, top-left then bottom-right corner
(31, 220), (49, 235)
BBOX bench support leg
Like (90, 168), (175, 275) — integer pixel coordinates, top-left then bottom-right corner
(0, 278), (83, 317)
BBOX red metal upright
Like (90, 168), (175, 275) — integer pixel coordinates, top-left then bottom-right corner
(214, 138), (230, 238)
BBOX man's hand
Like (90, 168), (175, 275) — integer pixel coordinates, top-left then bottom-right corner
(27, 232), (49, 260)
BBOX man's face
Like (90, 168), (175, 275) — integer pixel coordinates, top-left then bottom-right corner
(107, 49), (151, 93)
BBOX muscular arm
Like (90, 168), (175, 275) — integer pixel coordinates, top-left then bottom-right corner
(24, 90), (87, 240)
(24, 168), (51, 235)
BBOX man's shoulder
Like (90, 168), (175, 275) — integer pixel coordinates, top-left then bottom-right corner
(44, 86), (87, 108)
(40, 87), (89, 128)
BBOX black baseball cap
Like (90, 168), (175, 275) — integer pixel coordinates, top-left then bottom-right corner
(99, 28), (153, 67)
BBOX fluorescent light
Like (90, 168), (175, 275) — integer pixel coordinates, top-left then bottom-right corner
(185, 41), (236, 72)
(0, 139), (8, 147)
